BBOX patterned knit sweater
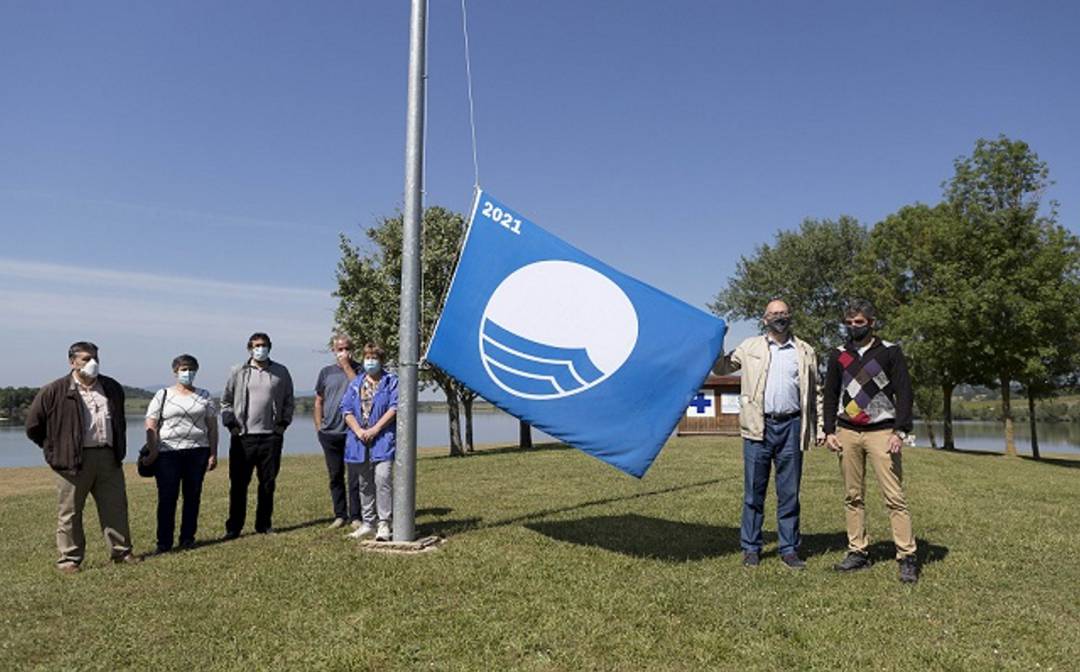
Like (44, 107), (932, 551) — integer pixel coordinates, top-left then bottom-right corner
(822, 338), (914, 434)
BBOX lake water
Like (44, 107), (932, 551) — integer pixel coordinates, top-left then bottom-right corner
(0, 412), (553, 469)
(1, 415), (1076, 468)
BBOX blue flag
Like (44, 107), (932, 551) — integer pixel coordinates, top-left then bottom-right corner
(426, 191), (727, 478)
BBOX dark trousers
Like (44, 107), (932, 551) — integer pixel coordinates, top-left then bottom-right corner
(153, 447), (210, 551)
(740, 415), (803, 555)
(226, 433), (282, 534)
(318, 432), (361, 521)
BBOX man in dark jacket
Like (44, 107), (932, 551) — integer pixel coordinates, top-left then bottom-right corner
(823, 300), (919, 584)
(25, 342), (139, 573)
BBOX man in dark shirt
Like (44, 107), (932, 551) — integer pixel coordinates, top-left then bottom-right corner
(823, 299), (919, 584)
(25, 342), (140, 572)
(314, 334), (360, 530)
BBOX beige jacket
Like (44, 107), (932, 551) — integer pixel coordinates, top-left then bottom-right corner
(727, 335), (822, 451)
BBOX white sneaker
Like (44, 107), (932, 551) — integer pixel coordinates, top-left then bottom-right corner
(328, 518), (346, 529)
(349, 520), (363, 531)
(376, 521), (391, 541)
(348, 523), (375, 539)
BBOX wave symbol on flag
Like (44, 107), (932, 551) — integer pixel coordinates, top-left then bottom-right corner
(477, 260), (639, 400)
(480, 319), (605, 398)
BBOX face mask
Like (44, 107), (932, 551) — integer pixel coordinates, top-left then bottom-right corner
(177, 370), (196, 386)
(766, 317), (791, 334)
(80, 359), (99, 379)
(363, 359), (381, 375)
(846, 324), (871, 342)
(251, 346), (270, 362)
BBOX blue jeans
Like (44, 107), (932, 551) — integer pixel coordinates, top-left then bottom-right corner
(154, 447), (210, 551)
(740, 416), (803, 555)
(318, 432), (362, 522)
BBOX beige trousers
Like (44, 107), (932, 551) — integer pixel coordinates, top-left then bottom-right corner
(837, 427), (916, 559)
(53, 448), (133, 565)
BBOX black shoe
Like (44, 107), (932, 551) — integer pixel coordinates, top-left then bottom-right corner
(256, 528), (274, 535)
(780, 552), (806, 570)
(898, 557), (920, 584)
(178, 539), (196, 550)
(833, 552), (872, 572)
(742, 551), (760, 567)
(222, 530), (240, 541)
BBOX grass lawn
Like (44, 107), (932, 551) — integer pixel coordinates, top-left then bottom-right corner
(1, 437), (1078, 671)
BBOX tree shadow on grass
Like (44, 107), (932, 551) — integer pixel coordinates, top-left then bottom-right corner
(148, 517), (339, 557)
(418, 517), (483, 537)
(408, 479), (738, 542)
(1021, 456), (1080, 469)
(428, 442), (571, 460)
(524, 513), (741, 562)
(933, 448), (1006, 458)
(417, 507), (453, 516)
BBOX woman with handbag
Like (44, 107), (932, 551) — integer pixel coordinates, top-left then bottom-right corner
(143, 354), (218, 552)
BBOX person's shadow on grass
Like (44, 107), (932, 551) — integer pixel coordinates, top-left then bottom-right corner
(799, 531), (949, 565)
(525, 513), (741, 562)
(525, 516), (950, 566)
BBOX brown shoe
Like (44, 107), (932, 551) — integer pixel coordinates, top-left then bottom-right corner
(113, 553), (142, 565)
(56, 562), (80, 575)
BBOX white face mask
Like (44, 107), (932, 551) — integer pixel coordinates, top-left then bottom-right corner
(177, 369), (196, 386)
(80, 359), (99, 379)
(251, 346), (270, 362)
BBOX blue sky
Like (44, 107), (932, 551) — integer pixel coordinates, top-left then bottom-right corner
(2, 1), (1078, 389)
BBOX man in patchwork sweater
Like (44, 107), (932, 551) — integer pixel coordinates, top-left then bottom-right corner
(823, 299), (919, 584)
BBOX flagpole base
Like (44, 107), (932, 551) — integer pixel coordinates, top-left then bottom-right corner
(355, 535), (445, 555)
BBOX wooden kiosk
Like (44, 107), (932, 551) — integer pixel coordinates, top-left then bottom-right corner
(677, 373), (741, 436)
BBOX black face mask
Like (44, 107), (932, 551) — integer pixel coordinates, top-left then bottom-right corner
(846, 324), (871, 342)
(766, 317), (791, 334)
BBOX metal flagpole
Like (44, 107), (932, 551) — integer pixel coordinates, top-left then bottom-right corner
(394, 0), (426, 542)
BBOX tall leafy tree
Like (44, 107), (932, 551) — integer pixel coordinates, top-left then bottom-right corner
(854, 202), (985, 449)
(1015, 225), (1080, 459)
(943, 135), (1065, 456)
(711, 216), (868, 355)
(334, 206), (471, 456)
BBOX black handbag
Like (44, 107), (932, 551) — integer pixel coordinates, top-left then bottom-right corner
(137, 388), (166, 478)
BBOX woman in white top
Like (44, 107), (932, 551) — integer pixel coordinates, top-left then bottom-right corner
(144, 354), (218, 552)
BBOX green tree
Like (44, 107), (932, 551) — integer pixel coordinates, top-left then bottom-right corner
(334, 206), (470, 456)
(943, 135), (1067, 456)
(0, 386), (38, 424)
(710, 216), (868, 355)
(854, 203), (985, 449)
(1016, 225), (1080, 459)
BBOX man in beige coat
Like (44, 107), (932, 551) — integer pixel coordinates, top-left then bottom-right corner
(725, 300), (821, 569)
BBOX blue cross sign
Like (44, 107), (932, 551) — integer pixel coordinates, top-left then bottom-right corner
(687, 391), (714, 416)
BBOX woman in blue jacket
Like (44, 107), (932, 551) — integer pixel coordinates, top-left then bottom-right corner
(341, 343), (397, 541)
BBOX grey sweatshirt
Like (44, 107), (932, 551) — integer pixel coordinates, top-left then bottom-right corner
(221, 360), (295, 435)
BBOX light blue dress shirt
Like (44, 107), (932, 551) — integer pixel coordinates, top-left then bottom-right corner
(764, 339), (801, 415)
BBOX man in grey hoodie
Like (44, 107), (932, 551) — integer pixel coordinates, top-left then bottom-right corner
(221, 332), (294, 538)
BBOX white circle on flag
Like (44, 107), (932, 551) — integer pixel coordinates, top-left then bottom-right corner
(479, 260), (638, 400)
